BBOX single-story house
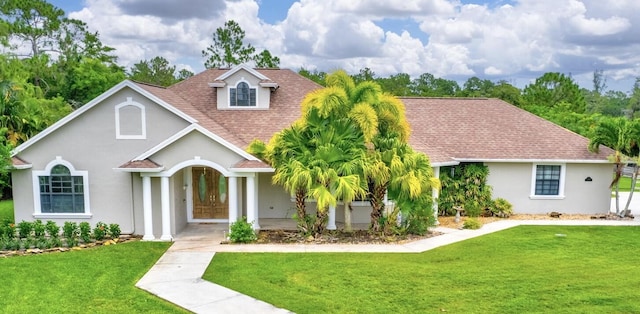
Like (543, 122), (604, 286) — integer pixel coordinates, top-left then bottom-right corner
(10, 65), (613, 240)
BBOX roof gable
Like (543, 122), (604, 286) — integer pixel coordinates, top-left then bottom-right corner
(12, 80), (197, 156)
(214, 64), (271, 81)
(133, 124), (258, 162)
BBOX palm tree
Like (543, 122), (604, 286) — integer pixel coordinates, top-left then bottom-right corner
(588, 117), (639, 215)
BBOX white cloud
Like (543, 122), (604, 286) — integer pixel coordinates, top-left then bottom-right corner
(64, 0), (639, 90)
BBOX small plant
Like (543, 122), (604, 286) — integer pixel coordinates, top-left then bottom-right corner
(23, 236), (36, 249)
(5, 237), (21, 250)
(491, 198), (513, 218)
(79, 222), (92, 243)
(464, 201), (482, 218)
(33, 220), (46, 240)
(108, 223), (121, 239)
(17, 220), (33, 238)
(463, 218), (482, 230)
(229, 217), (257, 243)
(63, 222), (79, 247)
(49, 237), (62, 248)
(93, 222), (107, 241)
(3, 223), (16, 239)
(45, 221), (60, 238)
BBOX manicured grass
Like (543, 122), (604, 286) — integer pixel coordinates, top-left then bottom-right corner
(0, 241), (188, 313)
(616, 176), (640, 192)
(0, 199), (13, 223)
(205, 226), (640, 313)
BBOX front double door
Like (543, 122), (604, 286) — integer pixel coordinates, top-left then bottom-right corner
(192, 167), (228, 219)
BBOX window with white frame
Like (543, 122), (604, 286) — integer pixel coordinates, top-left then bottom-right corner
(230, 81), (256, 107)
(33, 158), (91, 217)
(531, 164), (565, 198)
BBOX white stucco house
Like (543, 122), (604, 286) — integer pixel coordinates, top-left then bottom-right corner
(9, 65), (614, 240)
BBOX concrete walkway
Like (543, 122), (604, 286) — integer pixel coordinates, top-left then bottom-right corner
(136, 216), (640, 313)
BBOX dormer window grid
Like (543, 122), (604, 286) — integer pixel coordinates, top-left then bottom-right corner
(230, 81), (257, 107)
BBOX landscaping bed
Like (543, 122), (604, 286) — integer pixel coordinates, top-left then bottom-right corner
(254, 213), (635, 245)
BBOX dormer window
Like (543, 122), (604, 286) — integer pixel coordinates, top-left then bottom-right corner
(230, 82), (256, 107)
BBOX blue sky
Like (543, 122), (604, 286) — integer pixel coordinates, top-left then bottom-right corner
(46, 0), (640, 91)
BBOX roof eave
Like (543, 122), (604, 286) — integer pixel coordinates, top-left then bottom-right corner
(113, 166), (165, 173)
(454, 158), (612, 164)
(230, 167), (275, 173)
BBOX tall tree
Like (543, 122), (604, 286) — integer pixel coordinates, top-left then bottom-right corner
(460, 76), (495, 97)
(491, 80), (522, 106)
(410, 73), (460, 96)
(522, 72), (586, 113)
(628, 78), (640, 119)
(202, 20), (255, 68)
(253, 49), (280, 68)
(129, 56), (180, 87)
(377, 73), (411, 96)
(1, 0), (119, 103)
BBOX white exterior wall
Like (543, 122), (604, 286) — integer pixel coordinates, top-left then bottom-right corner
(11, 87), (190, 234)
(256, 173), (374, 223)
(486, 162), (612, 214)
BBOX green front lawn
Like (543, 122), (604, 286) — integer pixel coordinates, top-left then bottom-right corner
(205, 226), (640, 313)
(0, 241), (187, 313)
(0, 199), (13, 223)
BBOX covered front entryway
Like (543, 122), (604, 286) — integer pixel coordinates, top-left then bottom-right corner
(190, 167), (228, 220)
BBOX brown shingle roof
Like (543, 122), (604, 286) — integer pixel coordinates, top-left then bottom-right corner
(135, 82), (248, 149)
(11, 156), (30, 167)
(232, 160), (272, 169)
(146, 68), (610, 165)
(402, 97), (613, 162)
(118, 159), (162, 169)
(169, 68), (322, 146)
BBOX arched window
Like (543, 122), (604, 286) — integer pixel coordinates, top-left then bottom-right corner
(33, 158), (91, 217)
(230, 81), (256, 107)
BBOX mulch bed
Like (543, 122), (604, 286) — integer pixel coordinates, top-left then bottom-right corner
(256, 229), (443, 245)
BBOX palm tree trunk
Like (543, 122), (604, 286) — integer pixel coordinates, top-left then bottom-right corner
(368, 182), (386, 232)
(295, 189), (310, 233)
(313, 208), (328, 236)
(623, 165), (638, 216)
(344, 202), (352, 232)
(613, 163), (622, 215)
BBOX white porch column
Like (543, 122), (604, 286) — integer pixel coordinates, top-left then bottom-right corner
(432, 167), (440, 226)
(142, 176), (155, 241)
(228, 176), (238, 231)
(327, 204), (337, 230)
(246, 175), (260, 230)
(160, 176), (172, 241)
(254, 174), (260, 229)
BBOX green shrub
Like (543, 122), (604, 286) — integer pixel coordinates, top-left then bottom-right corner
(2, 222), (16, 239)
(464, 201), (482, 217)
(109, 223), (121, 239)
(93, 222), (107, 241)
(62, 222), (78, 247)
(79, 222), (92, 243)
(463, 218), (482, 230)
(33, 220), (46, 239)
(45, 220), (60, 238)
(491, 198), (513, 218)
(17, 220), (33, 238)
(229, 217), (257, 243)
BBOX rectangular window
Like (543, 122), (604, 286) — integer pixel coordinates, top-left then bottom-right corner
(534, 165), (561, 196)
